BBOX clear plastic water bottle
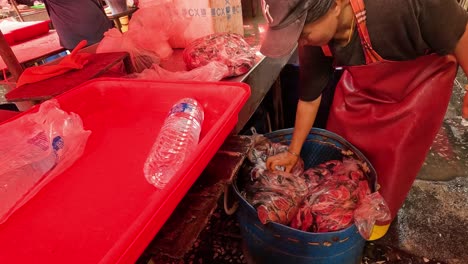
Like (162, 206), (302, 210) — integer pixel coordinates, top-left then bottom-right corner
(144, 98), (204, 189)
(0, 133), (64, 224)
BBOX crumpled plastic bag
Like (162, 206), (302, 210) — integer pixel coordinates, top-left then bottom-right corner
(244, 135), (307, 225)
(354, 192), (391, 239)
(97, 1), (189, 72)
(97, 28), (162, 72)
(183, 33), (256, 77)
(129, 61), (229, 81)
(0, 100), (91, 224)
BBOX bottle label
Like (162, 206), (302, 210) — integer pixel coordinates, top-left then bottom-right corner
(169, 103), (194, 115)
(27, 131), (49, 151)
(27, 133), (65, 164)
(52, 136), (64, 161)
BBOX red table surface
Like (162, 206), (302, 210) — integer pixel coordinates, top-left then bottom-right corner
(0, 30), (65, 71)
(5, 52), (130, 102)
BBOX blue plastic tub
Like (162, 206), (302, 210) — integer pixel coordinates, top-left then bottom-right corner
(233, 128), (377, 264)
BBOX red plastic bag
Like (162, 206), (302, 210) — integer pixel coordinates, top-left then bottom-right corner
(130, 61), (229, 81)
(183, 33), (256, 77)
(0, 100), (91, 224)
(17, 40), (91, 87)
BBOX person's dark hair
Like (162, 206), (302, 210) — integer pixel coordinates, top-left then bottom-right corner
(305, 0), (335, 23)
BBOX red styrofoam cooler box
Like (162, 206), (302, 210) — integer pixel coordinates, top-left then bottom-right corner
(3, 32), (15, 46)
(11, 20), (50, 43)
(0, 20), (50, 45)
(0, 78), (250, 264)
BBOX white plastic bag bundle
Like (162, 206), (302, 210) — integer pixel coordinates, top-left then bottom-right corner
(0, 100), (91, 224)
(129, 61), (229, 81)
(97, 1), (189, 72)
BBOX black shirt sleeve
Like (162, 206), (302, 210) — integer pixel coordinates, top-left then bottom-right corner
(298, 45), (334, 101)
(419, 0), (468, 55)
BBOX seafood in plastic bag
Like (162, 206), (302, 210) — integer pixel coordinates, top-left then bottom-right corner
(244, 135), (307, 225)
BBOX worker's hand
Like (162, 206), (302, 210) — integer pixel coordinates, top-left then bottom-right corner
(463, 84), (468, 119)
(266, 151), (299, 173)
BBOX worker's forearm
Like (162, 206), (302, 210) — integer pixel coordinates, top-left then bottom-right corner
(288, 97), (321, 154)
(455, 23), (468, 79)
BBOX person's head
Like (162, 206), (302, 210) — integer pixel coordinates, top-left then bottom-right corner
(260, 0), (350, 58)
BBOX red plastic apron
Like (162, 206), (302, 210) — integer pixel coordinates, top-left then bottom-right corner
(326, 0), (458, 219)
